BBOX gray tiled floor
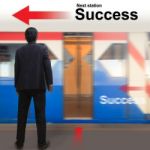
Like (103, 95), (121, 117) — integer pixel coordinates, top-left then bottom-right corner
(1, 124), (150, 150)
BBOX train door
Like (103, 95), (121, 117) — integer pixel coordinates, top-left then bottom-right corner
(64, 33), (93, 118)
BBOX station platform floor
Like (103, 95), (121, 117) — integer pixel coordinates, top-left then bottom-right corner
(0, 124), (150, 150)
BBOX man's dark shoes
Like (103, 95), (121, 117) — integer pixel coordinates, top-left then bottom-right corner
(15, 141), (24, 149)
(38, 141), (50, 150)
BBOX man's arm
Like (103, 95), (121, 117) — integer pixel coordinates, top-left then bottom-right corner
(14, 51), (20, 90)
(43, 46), (53, 91)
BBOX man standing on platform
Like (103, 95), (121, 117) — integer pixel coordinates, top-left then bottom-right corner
(14, 27), (53, 149)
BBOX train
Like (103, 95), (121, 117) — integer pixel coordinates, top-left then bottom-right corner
(0, 32), (150, 123)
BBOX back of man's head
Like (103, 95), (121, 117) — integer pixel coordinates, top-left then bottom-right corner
(25, 27), (38, 43)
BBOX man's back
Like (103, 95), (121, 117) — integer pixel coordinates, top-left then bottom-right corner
(15, 27), (52, 150)
(15, 43), (53, 91)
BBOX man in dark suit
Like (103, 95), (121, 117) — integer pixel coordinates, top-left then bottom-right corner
(14, 27), (53, 149)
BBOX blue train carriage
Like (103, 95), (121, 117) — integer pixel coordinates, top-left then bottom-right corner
(0, 32), (150, 123)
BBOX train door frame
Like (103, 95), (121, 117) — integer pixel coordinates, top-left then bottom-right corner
(63, 33), (94, 119)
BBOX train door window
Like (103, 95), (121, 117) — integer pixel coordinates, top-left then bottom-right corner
(64, 33), (93, 118)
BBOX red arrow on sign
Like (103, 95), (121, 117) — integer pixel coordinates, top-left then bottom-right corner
(120, 85), (144, 92)
(13, 6), (69, 25)
(121, 84), (150, 97)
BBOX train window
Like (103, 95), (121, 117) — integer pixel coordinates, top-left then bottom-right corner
(0, 44), (56, 78)
(99, 43), (127, 60)
(98, 43), (127, 77)
(0, 44), (24, 78)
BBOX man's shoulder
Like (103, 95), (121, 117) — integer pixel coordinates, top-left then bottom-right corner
(16, 44), (26, 54)
(28, 43), (48, 52)
(17, 43), (47, 52)
(16, 43), (48, 55)
(37, 43), (48, 50)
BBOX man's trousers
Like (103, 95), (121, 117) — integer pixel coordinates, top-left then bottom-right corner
(16, 90), (46, 146)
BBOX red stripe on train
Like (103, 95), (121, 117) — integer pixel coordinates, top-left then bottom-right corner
(94, 32), (127, 40)
(0, 32), (63, 40)
(0, 32), (127, 41)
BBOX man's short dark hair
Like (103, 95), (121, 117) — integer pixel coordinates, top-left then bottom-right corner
(25, 27), (38, 43)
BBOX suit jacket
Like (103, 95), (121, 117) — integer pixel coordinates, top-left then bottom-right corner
(15, 42), (53, 91)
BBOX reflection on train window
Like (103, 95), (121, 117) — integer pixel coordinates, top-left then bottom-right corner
(0, 44), (56, 78)
(83, 50), (92, 64)
(99, 43), (127, 60)
(98, 43), (127, 77)
(146, 43), (150, 60)
(47, 48), (57, 60)
(0, 44), (24, 78)
(64, 49), (74, 68)
(147, 33), (150, 41)
(146, 41), (150, 78)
